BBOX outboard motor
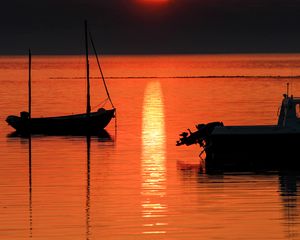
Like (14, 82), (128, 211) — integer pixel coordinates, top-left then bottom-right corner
(176, 121), (224, 147)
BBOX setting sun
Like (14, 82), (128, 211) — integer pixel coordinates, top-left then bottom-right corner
(136, 0), (170, 4)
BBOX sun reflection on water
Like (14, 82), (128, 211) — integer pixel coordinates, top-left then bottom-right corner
(141, 81), (167, 235)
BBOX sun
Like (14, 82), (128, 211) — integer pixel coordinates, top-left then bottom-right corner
(136, 0), (170, 4)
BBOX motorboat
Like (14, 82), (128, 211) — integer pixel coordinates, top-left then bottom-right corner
(177, 92), (300, 171)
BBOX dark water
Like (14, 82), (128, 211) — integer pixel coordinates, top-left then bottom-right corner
(1, 54), (300, 239)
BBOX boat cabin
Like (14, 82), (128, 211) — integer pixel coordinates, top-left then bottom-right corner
(277, 94), (300, 128)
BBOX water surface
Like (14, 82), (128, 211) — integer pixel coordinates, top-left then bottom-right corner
(1, 54), (300, 239)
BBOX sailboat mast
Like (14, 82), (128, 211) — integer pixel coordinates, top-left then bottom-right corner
(28, 49), (31, 119)
(85, 20), (91, 116)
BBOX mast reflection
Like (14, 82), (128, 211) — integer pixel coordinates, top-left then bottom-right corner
(141, 81), (167, 235)
(85, 131), (112, 239)
(28, 136), (33, 238)
(86, 136), (91, 240)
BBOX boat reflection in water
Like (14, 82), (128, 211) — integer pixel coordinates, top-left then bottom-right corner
(17, 131), (112, 239)
(279, 173), (300, 239)
(141, 81), (167, 236)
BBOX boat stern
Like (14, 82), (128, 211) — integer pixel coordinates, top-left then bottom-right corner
(6, 111), (30, 132)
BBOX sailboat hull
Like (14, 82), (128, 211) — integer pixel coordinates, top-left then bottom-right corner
(6, 108), (115, 135)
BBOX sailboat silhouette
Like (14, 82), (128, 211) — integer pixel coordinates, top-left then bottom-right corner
(6, 21), (115, 135)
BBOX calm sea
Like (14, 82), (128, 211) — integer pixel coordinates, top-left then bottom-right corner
(1, 54), (300, 239)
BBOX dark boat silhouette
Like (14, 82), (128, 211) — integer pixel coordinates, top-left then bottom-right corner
(6, 110), (115, 135)
(177, 86), (300, 171)
(6, 21), (116, 135)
